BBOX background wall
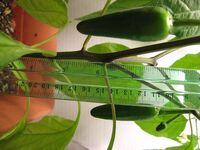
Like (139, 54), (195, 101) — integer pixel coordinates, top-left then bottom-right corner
(51, 0), (200, 149)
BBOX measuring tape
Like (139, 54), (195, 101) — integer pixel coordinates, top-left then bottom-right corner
(1, 57), (200, 110)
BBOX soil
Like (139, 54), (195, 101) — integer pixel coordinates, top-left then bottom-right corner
(0, 0), (16, 94)
(0, 0), (14, 36)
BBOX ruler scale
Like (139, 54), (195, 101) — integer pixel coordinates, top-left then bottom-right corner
(1, 57), (199, 110)
(1, 79), (199, 107)
(6, 58), (200, 85)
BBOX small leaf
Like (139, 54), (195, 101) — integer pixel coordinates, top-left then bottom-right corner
(0, 31), (56, 68)
(0, 115), (79, 150)
(87, 42), (128, 53)
(17, 0), (68, 28)
(135, 114), (187, 140)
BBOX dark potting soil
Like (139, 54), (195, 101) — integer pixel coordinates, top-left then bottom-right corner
(0, 0), (14, 35)
(0, 0), (17, 93)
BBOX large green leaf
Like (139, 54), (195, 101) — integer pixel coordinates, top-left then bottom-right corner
(135, 114), (187, 140)
(77, 0), (153, 20)
(0, 116), (27, 141)
(0, 115), (80, 150)
(171, 52), (200, 69)
(171, 52), (200, 110)
(0, 31), (56, 68)
(17, 0), (68, 28)
(166, 135), (198, 150)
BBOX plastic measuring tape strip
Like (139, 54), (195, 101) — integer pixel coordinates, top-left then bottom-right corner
(0, 78), (199, 110)
(1, 57), (199, 110)
(5, 57), (200, 86)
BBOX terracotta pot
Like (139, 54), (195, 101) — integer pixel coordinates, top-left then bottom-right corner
(0, 6), (58, 133)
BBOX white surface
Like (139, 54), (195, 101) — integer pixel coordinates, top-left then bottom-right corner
(51, 0), (200, 150)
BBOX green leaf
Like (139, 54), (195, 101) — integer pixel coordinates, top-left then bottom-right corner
(16, 0), (68, 28)
(87, 42), (128, 53)
(171, 52), (200, 69)
(166, 135), (198, 150)
(171, 52), (200, 110)
(0, 115), (80, 150)
(0, 31), (56, 68)
(109, 0), (154, 11)
(77, 0), (153, 20)
(0, 116), (27, 141)
(135, 114), (187, 140)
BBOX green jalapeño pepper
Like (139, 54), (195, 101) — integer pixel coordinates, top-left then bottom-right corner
(77, 6), (173, 41)
(90, 104), (160, 121)
(90, 104), (195, 121)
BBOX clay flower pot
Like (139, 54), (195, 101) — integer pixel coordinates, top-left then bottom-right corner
(0, 5), (58, 133)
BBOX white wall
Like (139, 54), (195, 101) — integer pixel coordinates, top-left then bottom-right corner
(51, 0), (200, 149)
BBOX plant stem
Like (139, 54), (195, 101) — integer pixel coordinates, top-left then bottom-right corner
(26, 35), (200, 62)
(81, 0), (112, 51)
(156, 114), (181, 131)
(152, 48), (178, 60)
(155, 67), (177, 91)
(62, 75), (81, 123)
(166, 114), (181, 124)
(81, 35), (92, 51)
(104, 63), (116, 150)
(151, 37), (178, 61)
(117, 56), (157, 65)
(174, 19), (200, 26)
(159, 108), (193, 115)
(31, 28), (63, 48)
(187, 114), (194, 149)
(190, 110), (200, 120)
(53, 61), (81, 125)
(101, 0), (112, 16)
(195, 119), (200, 149)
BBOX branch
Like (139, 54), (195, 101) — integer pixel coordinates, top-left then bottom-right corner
(25, 35), (200, 62)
